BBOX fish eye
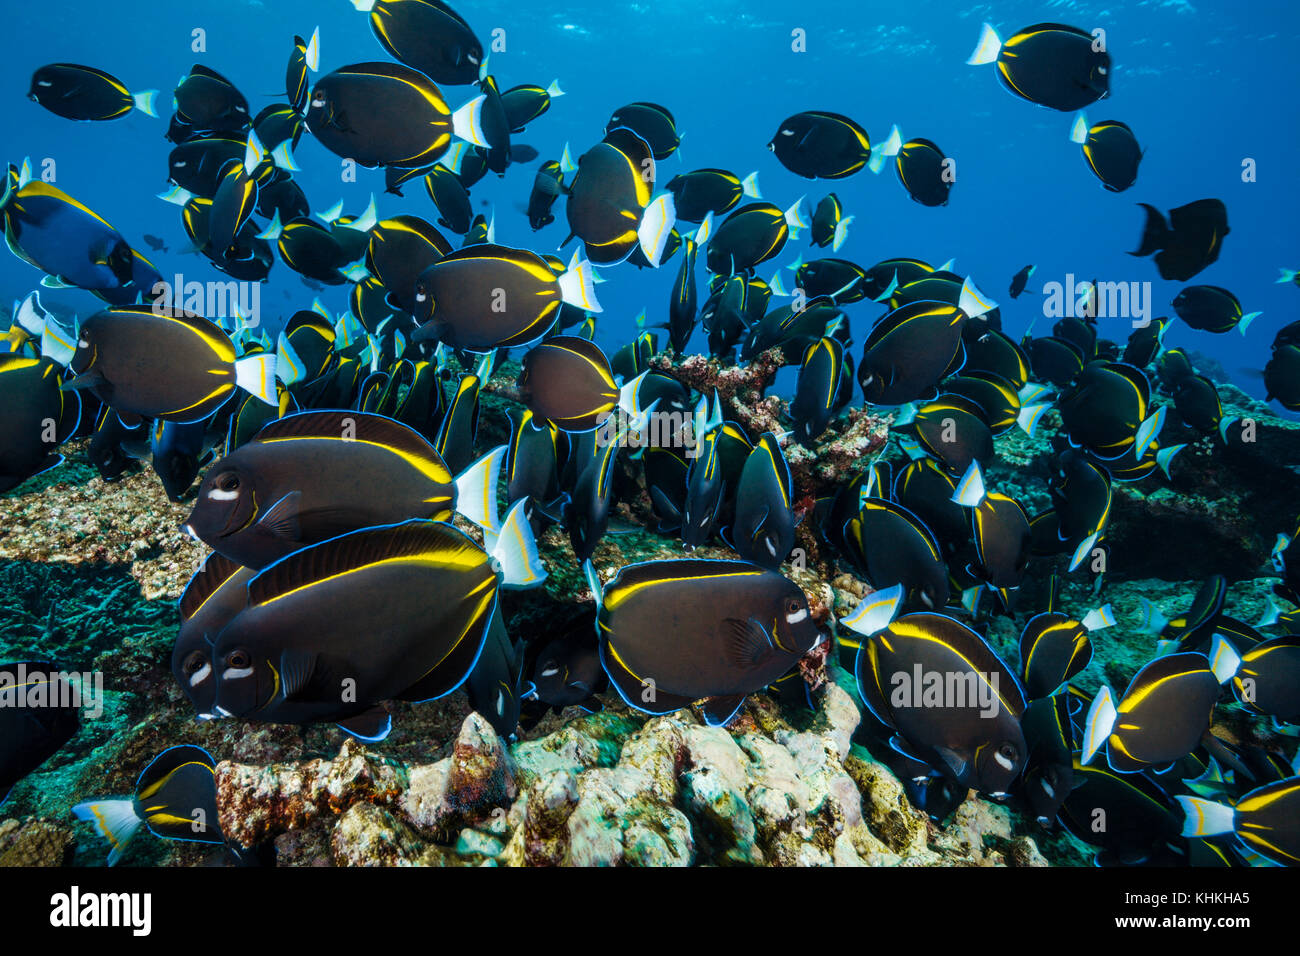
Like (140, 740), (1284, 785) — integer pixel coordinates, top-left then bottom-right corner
(219, 473), (240, 491)
(786, 598), (802, 614)
(227, 650), (251, 669)
(184, 652), (206, 675)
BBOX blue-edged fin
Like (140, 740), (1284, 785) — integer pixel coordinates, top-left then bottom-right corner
(1068, 532), (1099, 572)
(40, 318), (77, 367)
(867, 124), (902, 174)
(1069, 113), (1089, 144)
(832, 215), (853, 253)
(256, 209), (283, 241)
(1238, 312), (1261, 336)
(452, 93), (489, 147)
(337, 706), (393, 743)
(315, 198), (344, 225)
(1081, 605), (1115, 631)
(784, 196), (808, 238)
(1176, 795), (1236, 838)
(1254, 595), (1282, 629)
(1081, 684), (1116, 764)
(275, 331), (305, 385)
(484, 498), (547, 588)
(1156, 443), (1186, 478)
(158, 184), (194, 206)
(1137, 598), (1169, 635)
(699, 693), (746, 727)
(583, 558), (603, 606)
(132, 89), (159, 117)
(741, 171), (761, 198)
(1017, 402), (1049, 437)
(559, 141), (578, 176)
(950, 460), (986, 507)
(637, 193), (676, 267)
(1134, 406), (1166, 455)
(958, 276), (997, 319)
(558, 253), (601, 312)
(454, 444), (506, 533)
(72, 800), (142, 867)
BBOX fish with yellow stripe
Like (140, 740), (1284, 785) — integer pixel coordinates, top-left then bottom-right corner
(183, 410), (505, 569)
(1069, 114), (1142, 192)
(840, 585), (1028, 797)
(967, 22), (1110, 113)
(73, 746), (227, 866)
(174, 551), (255, 718)
(728, 433), (795, 571)
(1082, 644), (1236, 774)
(588, 558), (821, 726)
(61, 303), (276, 425)
(208, 516), (541, 735)
(790, 335), (846, 446)
(1179, 775), (1300, 866)
(28, 63), (158, 122)
(1018, 597), (1114, 700)
(768, 111), (872, 180)
(0, 351), (80, 492)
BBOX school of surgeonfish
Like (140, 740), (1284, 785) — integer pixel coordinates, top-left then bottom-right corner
(3, 6), (1298, 870)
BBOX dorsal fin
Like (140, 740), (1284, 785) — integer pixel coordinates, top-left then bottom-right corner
(247, 520), (488, 608)
(179, 552), (245, 620)
(251, 410), (450, 477)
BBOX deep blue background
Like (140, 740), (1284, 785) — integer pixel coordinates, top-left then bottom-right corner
(4, 0), (1297, 407)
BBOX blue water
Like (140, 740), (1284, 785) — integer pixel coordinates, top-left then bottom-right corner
(4, 0), (1298, 405)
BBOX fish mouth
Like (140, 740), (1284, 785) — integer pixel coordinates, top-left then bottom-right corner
(182, 523), (203, 543)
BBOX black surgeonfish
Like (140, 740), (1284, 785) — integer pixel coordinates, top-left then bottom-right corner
(1057, 361), (1152, 461)
(895, 139), (952, 206)
(1264, 343), (1300, 411)
(306, 62), (458, 168)
(809, 193), (851, 250)
(173, 65), (250, 133)
(1214, 635), (1300, 724)
(356, 0), (484, 86)
(151, 417), (217, 502)
(1179, 776), (1300, 866)
(527, 160), (564, 230)
(502, 81), (563, 132)
(424, 164), (473, 234)
(524, 608), (605, 720)
(0, 661), (81, 805)
(563, 128), (660, 266)
(1059, 755), (1184, 864)
(706, 201), (803, 275)
(843, 498), (949, 611)
(729, 433), (794, 571)
(666, 168), (760, 223)
(1129, 199), (1230, 282)
(1019, 694), (1076, 826)
(517, 336), (621, 432)
(1140, 574), (1227, 655)
(184, 410), (498, 570)
(1069, 115), (1141, 191)
(890, 458), (970, 556)
(74, 746), (226, 865)
(768, 111), (871, 179)
(858, 301), (966, 406)
(790, 336), (844, 445)
(174, 551), (255, 717)
(3, 179), (135, 293)
(1024, 335), (1084, 387)
(1171, 374), (1224, 434)
(29, 64), (158, 121)
(1019, 605), (1113, 700)
(794, 257), (869, 303)
(505, 407), (565, 531)
(366, 214), (452, 316)
(414, 244), (598, 351)
(952, 463), (1031, 603)
(465, 611), (527, 737)
(210, 517), (540, 735)
(1172, 285), (1259, 335)
(1123, 316), (1167, 367)
(1083, 650), (1232, 773)
(1009, 264), (1035, 299)
(0, 353), (79, 492)
(897, 394), (994, 475)
(967, 22), (1111, 112)
(434, 366), (483, 474)
(563, 430), (621, 564)
(607, 102), (680, 160)
(846, 600), (1027, 796)
(592, 559), (820, 726)
(65, 305), (275, 424)
(286, 30), (319, 115)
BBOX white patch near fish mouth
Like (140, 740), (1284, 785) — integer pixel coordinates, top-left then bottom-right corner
(214, 705), (233, 717)
(541, 667), (560, 677)
(1041, 779), (1056, 799)
(189, 663), (211, 686)
(207, 487), (239, 501)
(994, 751), (1015, 772)
(785, 608), (809, 625)
(222, 667), (253, 680)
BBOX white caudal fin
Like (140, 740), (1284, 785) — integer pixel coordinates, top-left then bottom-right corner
(275, 332), (305, 385)
(158, 184), (195, 206)
(1080, 685), (1116, 764)
(951, 460), (987, 507)
(132, 89), (159, 118)
(1176, 795), (1235, 838)
(1208, 634), (1241, 684)
(255, 210), (283, 241)
(1018, 381), (1051, 404)
(558, 256), (601, 312)
(1255, 594), (1281, 629)
(694, 209), (715, 247)
(1017, 402), (1050, 437)
(1081, 604), (1115, 631)
(1136, 598), (1169, 636)
(316, 198), (344, 225)
(1135, 406), (1166, 456)
(305, 27), (321, 72)
(453, 94), (489, 147)
(1068, 532), (1099, 572)
(342, 193), (378, 233)
(958, 276), (997, 318)
(1156, 443), (1185, 478)
(72, 800), (144, 867)
(832, 215), (853, 253)
(741, 171), (761, 198)
(768, 271), (790, 297)
(40, 316), (77, 367)
(1070, 114), (1089, 144)
(244, 130), (266, 175)
(1218, 415), (1239, 444)
(560, 141), (578, 176)
(637, 193), (676, 268)
(867, 124), (902, 174)
(1239, 311), (1261, 335)
(272, 140), (300, 172)
(485, 499), (547, 588)
(1277, 268), (1299, 284)
(18, 157), (33, 188)
(784, 195), (808, 237)
(839, 584), (904, 638)
(340, 256), (370, 282)
(583, 559), (604, 606)
(967, 22), (1003, 65)
(546, 79), (565, 98)
(15, 291), (46, 336)
(454, 445), (506, 534)
(350, 0), (377, 10)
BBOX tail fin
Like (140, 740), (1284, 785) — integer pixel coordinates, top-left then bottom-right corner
(867, 124), (902, 174)
(584, 559), (603, 607)
(839, 584), (903, 638)
(741, 171), (761, 198)
(236, 353), (277, 404)
(132, 89), (159, 118)
(637, 194), (676, 268)
(1134, 406), (1166, 456)
(1208, 634), (1241, 685)
(559, 141), (578, 176)
(271, 140), (300, 172)
(342, 193), (378, 233)
(1069, 114), (1089, 144)
(958, 276), (997, 319)
(784, 196), (808, 237)
(275, 331), (304, 385)
(1081, 605), (1115, 631)
(158, 184), (195, 206)
(1238, 311), (1261, 336)
(1176, 795), (1235, 838)
(1017, 402), (1050, 437)
(832, 215), (853, 253)
(558, 256), (602, 312)
(1156, 442), (1185, 478)
(484, 499), (547, 588)
(72, 799), (143, 867)
(453, 94), (489, 147)
(316, 198), (344, 225)
(454, 445), (506, 533)
(951, 460), (986, 507)
(1276, 268), (1299, 285)
(1130, 203), (1169, 257)
(255, 209), (283, 242)
(966, 22), (1003, 65)
(305, 26), (320, 72)
(546, 79), (565, 98)
(1080, 685), (1116, 764)
(1136, 597), (1169, 635)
